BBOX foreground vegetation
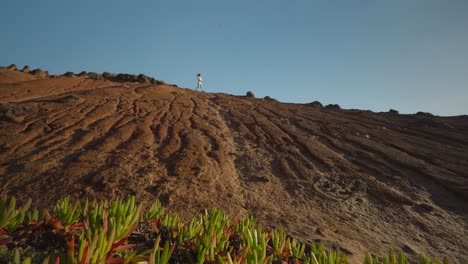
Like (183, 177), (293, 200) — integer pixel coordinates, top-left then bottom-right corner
(0, 195), (460, 264)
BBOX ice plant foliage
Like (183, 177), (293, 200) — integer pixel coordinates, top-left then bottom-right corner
(0, 195), (462, 264)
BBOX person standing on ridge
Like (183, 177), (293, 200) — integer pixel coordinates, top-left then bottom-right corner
(196, 73), (204, 92)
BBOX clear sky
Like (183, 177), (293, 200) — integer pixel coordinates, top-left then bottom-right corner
(2, 0), (467, 116)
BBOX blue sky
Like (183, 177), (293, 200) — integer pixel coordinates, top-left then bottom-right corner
(2, 0), (467, 116)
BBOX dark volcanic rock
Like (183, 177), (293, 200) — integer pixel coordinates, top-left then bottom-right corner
(416, 111), (434, 117)
(388, 109), (399, 114)
(263, 96), (278, 102)
(115, 73), (138, 83)
(102, 72), (114, 79)
(30, 69), (49, 78)
(78, 71), (88, 77)
(325, 104), (341, 110)
(87, 72), (102, 80)
(306, 101), (323, 108)
(138, 74), (151, 84)
(63, 72), (76, 77)
(22, 66), (30, 73)
(246, 91), (255, 98)
(7, 64), (17, 71)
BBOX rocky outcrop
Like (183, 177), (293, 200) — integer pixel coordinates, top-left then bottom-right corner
(388, 109), (399, 114)
(3, 65), (166, 85)
(416, 111), (434, 117)
(63, 72), (76, 77)
(325, 104), (341, 110)
(7, 64), (18, 71)
(305, 101), (323, 108)
(30, 69), (49, 78)
(263, 96), (278, 102)
(58, 70), (154, 83)
(22, 66), (30, 74)
(137, 74), (152, 84)
(246, 91), (256, 98)
(87, 72), (102, 80)
(102, 72), (113, 79)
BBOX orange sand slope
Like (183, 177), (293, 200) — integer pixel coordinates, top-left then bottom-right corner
(0, 66), (467, 262)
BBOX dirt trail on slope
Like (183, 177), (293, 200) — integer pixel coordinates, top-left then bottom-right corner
(1, 67), (467, 263)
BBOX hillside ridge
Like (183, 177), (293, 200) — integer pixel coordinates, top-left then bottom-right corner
(0, 65), (467, 262)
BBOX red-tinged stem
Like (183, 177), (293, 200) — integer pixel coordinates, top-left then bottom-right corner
(112, 237), (129, 249)
(67, 235), (75, 264)
(113, 243), (136, 251)
(11, 221), (43, 238)
(80, 240), (89, 264)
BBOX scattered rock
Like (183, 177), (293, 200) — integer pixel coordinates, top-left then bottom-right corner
(78, 71), (88, 77)
(152, 79), (166, 85)
(114, 73), (138, 83)
(137, 74), (151, 84)
(388, 109), (399, 114)
(306, 101), (323, 108)
(87, 72), (102, 80)
(325, 104), (341, 110)
(22, 65), (30, 73)
(416, 111), (434, 117)
(30, 69), (49, 78)
(264, 96), (278, 102)
(315, 228), (324, 235)
(63, 72), (75, 77)
(246, 91), (255, 98)
(401, 244), (416, 255)
(102, 72), (114, 79)
(413, 203), (434, 214)
(7, 64), (18, 71)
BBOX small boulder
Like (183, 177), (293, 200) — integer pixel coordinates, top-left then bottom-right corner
(388, 109), (399, 114)
(246, 91), (255, 98)
(7, 64), (18, 71)
(102, 72), (114, 79)
(115, 73), (138, 83)
(325, 104), (341, 110)
(137, 74), (151, 84)
(87, 72), (102, 79)
(22, 65), (30, 73)
(152, 79), (165, 85)
(30, 69), (49, 78)
(416, 111), (434, 117)
(264, 96), (278, 102)
(306, 101), (323, 108)
(78, 71), (88, 77)
(63, 72), (75, 77)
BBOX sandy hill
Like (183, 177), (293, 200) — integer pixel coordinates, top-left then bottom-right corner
(0, 66), (467, 262)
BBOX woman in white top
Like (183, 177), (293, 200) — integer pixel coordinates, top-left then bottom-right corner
(196, 73), (203, 91)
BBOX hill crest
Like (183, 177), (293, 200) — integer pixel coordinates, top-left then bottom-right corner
(0, 65), (467, 262)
